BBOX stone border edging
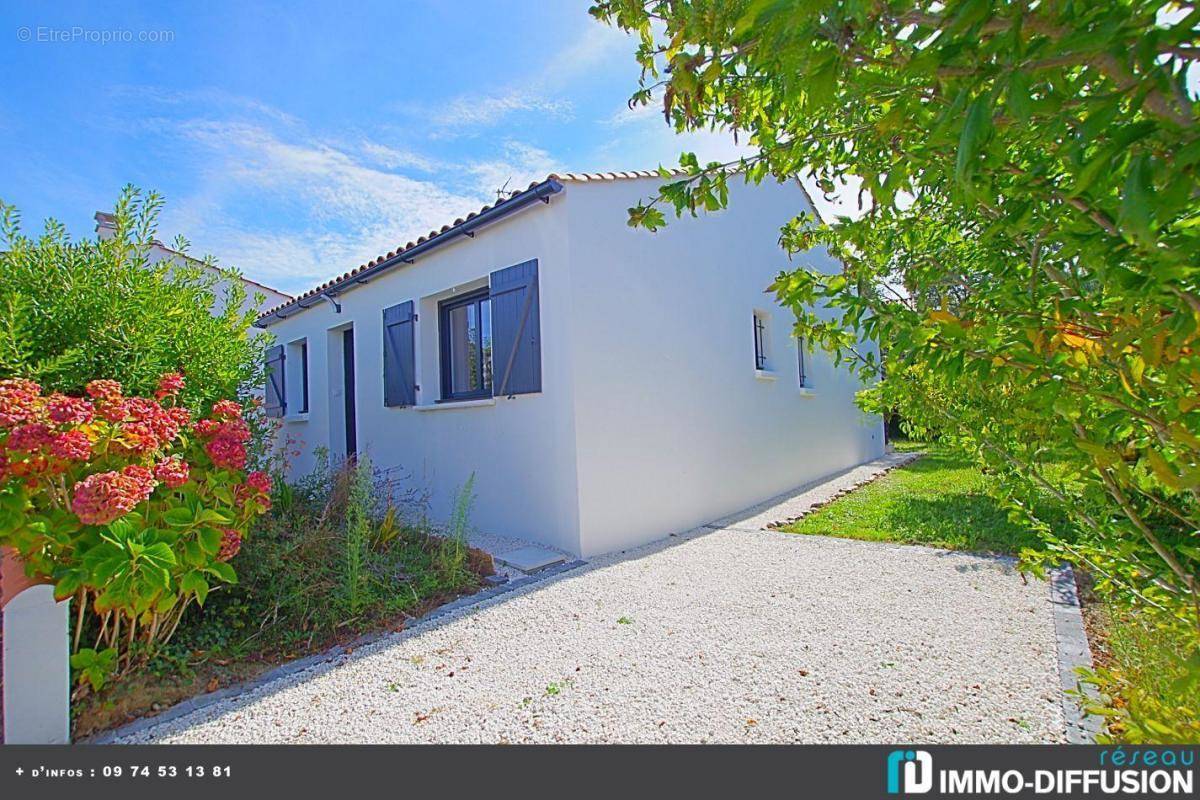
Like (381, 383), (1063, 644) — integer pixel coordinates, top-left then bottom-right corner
(1049, 565), (1104, 744)
(87, 559), (587, 744)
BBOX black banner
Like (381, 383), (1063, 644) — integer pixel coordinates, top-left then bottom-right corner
(0, 745), (1197, 799)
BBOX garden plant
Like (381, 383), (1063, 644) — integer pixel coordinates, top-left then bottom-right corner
(0, 374), (271, 689)
(0, 186), (265, 409)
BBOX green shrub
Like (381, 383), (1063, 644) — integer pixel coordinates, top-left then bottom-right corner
(0, 186), (264, 409)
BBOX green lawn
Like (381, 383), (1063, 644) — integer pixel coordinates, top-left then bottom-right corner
(781, 442), (1044, 555)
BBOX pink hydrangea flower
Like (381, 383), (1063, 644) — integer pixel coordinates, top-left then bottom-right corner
(192, 419), (222, 439)
(0, 379), (42, 427)
(5, 423), (53, 453)
(50, 430), (91, 461)
(210, 399), (243, 421)
(217, 528), (242, 562)
(167, 407), (192, 428)
(153, 456), (190, 488)
(205, 437), (247, 470)
(121, 463), (156, 488)
(46, 393), (95, 425)
(85, 379), (123, 403)
(220, 417), (251, 443)
(71, 467), (156, 526)
(246, 470), (272, 495)
(156, 372), (185, 399)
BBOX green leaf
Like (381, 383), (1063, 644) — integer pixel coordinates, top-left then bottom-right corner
(196, 508), (232, 525)
(197, 527), (223, 554)
(183, 539), (205, 566)
(1119, 154), (1155, 245)
(806, 55), (838, 111)
(180, 570), (210, 606)
(162, 506), (194, 527)
(1007, 72), (1032, 122)
(53, 571), (83, 601)
(206, 560), (237, 585)
(141, 541), (177, 567)
(955, 96), (993, 186)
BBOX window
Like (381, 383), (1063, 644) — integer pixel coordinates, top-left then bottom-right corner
(299, 340), (310, 412)
(753, 310), (770, 371)
(439, 289), (492, 401)
(797, 336), (808, 388)
(285, 339), (310, 415)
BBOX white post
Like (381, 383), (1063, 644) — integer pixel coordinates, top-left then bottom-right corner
(2, 585), (70, 744)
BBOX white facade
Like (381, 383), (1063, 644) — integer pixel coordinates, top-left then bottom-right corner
(259, 174), (884, 558)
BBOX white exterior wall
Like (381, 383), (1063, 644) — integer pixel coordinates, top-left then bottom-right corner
(561, 178), (884, 557)
(265, 200), (585, 554)
(266, 176), (883, 558)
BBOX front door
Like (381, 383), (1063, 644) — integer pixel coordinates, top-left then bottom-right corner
(342, 328), (357, 458)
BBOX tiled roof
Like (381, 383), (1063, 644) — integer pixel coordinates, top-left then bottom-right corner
(256, 169), (690, 325)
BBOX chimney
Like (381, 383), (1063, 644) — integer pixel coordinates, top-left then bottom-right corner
(93, 211), (116, 241)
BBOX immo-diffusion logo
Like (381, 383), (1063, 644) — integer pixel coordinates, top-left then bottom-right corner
(887, 750), (934, 794)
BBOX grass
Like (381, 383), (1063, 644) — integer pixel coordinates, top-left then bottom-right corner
(781, 440), (1047, 555)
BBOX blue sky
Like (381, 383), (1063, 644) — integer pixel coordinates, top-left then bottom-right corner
(0, 1), (755, 295)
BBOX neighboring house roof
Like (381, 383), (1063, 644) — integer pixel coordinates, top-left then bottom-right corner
(93, 212), (293, 302)
(255, 170), (691, 327)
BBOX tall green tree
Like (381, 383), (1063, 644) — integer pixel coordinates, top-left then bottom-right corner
(592, 0), (1199, 739)
(0, 186), (265, 410)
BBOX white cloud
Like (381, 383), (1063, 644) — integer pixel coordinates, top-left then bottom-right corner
(357, 141), (444, 173)
(466, 141), (564, 199)
(429, 90), (574, 131)
(153, 120), (493, 292)
(402, 21), (636, 137)
(604, 100), (659, 127)
(541, 21), (637, 88)
(107, 89), (570, 296)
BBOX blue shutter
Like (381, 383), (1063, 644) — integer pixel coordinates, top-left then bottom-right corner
(383, 301), (416, 407)
(490, 259), (541, 396)
(265, 344), (286, 418)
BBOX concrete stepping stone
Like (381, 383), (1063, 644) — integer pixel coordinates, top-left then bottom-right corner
(494, 545), (566, 574)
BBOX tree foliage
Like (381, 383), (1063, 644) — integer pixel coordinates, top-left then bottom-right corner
(592, 0), (1200, 739)
(0, 186), (265, 411)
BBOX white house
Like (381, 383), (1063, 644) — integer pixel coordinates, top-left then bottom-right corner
(94, 211), (293, 317)
(255, 171), (884, 558)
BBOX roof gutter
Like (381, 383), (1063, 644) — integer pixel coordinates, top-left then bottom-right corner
(256, 178), (564, 327)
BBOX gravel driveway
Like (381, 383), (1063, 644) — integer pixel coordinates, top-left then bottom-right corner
(110, 458), (1067, 744)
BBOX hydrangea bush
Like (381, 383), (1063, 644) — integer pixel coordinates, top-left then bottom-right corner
(0, 372), (271, 684)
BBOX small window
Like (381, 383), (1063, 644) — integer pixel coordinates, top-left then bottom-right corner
(439, 289), (492, 401)
(299, 341), (310, 412)
(753, 310), (770, 371)
(797, 336), (808, 388)
(284, 339), (310, 415)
